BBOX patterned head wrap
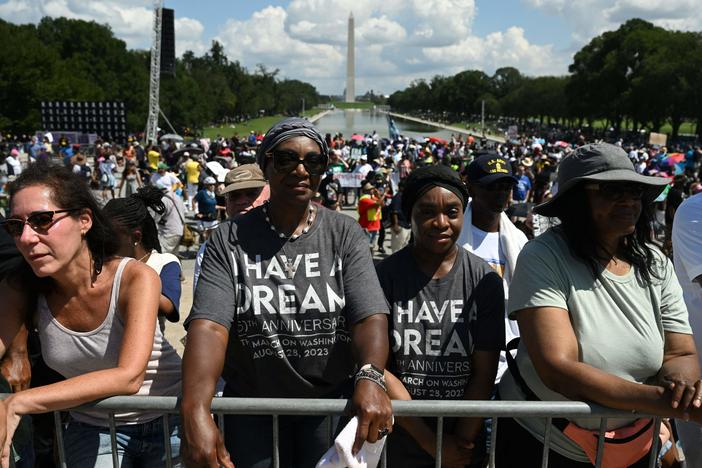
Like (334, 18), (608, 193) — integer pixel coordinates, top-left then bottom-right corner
(256, 117), (329, 172)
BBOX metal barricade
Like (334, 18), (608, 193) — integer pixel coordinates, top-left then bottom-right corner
(13, 397), (661, 468)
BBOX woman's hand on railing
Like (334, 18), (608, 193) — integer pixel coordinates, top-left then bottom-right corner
(1, 395), (20, 468)
(434, 434), (474, 468)
(659, 373), (702, 419)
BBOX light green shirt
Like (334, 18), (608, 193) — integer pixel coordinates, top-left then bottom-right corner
(499, 228), (691, 462)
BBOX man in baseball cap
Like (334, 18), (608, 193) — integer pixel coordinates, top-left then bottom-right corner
(458, 150), (528, 385)
(193, 164), (269, 288)
(220, 164), (269, 217)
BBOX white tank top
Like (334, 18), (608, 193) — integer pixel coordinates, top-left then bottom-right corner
(37, 257), (182, 426)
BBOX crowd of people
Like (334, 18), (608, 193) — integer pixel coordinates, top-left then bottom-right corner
(0, 117), (701, 468)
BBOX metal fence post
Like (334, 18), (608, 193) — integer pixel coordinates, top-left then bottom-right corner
(162, 414), (173, 467)
(648, 417), (661, 468)
(434, 417), (443, 468)
(488, 416), (498, 468)
(108, 412), (119, 468)
(53, 411), (67, 468)
(594, 417), (608, 468)
(272, 414), (280, 468)
(541, 417), (552, 468)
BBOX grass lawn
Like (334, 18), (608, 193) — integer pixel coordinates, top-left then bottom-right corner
(588, 119), (697, 135)
(203, 109), (323, 139)
(451, 119), (698, 137)
(328, 101), (375, 110)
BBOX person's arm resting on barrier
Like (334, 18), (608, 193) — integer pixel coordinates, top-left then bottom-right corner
(181, 319), (233, 468)
(350, 313), (393, 454)
(1, 261), (162, 465)
(517, 307), (702, 422)
(180, 227), (235, 468)
(385, 372), (473, 467)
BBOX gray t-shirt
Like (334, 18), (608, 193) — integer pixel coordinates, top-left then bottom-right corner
(377, 246), (504, 399)
(377, 247), (504, 467)
(499, 227), (691, 462)
(185, 205), (389, 398)
(152, 192), (185, 238)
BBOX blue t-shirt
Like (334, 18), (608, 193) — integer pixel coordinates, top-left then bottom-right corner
(513, 175), (532, 202)
(194, 189), (217, 219)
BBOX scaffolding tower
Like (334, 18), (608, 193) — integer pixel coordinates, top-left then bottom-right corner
(144, 0), (162, 145)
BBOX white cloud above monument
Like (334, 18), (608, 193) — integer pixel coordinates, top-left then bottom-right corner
(0, 0), (699, 95)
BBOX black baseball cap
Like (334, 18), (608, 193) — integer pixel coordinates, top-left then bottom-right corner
(466, 152), (518, 186)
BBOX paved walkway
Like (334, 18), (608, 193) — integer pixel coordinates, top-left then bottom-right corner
(307, 109), (333, 123)
(380, 110), (506, 143)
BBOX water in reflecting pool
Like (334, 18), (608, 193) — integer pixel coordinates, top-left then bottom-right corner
(314, 109), (456, 140)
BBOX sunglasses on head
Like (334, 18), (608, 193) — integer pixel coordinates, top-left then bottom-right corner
(267, 149), (326, 176)
(584, 182), (646, 201)
(1, 209), (82, 237)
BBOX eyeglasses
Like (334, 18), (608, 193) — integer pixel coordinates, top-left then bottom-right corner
(1, 209), (82, 237)
(267, 150), (327, 176)
(584, 182), (646, 201)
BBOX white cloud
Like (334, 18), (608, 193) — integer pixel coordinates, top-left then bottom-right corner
(214, 6), (343, 86)
(211, 0), (563, 95)
(175, 17), (206, 56)
(0, 0), (583, 95)
(422, 27), (563, 76)
(0, 0), (206, 54)
(523, 0), (702, 45)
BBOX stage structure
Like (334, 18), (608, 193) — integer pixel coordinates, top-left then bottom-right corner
(40, 101), (127, 142)
(145, 0), (163, 145)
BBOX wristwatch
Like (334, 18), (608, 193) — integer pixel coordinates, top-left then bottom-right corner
(355, 363), (387, 392)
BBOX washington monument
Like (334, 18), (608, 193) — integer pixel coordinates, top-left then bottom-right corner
(345, 12), (355, 103)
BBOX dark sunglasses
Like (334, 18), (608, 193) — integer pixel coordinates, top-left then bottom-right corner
(1, 209), (82, 237)
(267, 150), (327, 176)
(585, 182), (646, 201)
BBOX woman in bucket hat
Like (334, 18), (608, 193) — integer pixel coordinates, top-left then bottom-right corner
(496, 143), (701, 467)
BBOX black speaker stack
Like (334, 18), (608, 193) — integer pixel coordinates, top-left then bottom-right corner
(40, 101), (127, 141)
(161, 8), (176, 76)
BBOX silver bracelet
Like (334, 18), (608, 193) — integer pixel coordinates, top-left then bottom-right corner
(354, 364), (387, 392)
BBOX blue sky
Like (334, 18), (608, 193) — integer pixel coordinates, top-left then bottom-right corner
(1, 0), (699, 95)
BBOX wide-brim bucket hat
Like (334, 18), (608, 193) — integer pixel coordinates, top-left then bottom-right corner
(534, 142), (669, 217)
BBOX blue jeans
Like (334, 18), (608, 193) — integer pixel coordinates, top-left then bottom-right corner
(63, 415), (182, 468)
(365, 229), (379, 247)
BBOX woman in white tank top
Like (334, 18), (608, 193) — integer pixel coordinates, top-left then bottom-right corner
(0, 162), (182, 467)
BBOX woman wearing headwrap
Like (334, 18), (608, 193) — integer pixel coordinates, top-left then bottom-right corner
(181, 117), (393, 468)
(375, 165), (505, 467)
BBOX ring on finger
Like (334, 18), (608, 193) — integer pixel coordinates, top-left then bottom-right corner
(378, 427), (390, 438)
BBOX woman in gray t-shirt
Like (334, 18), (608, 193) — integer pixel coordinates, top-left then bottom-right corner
(182, 118), (393, 468)
(377, 165), (505, 468)
(496, 143), (701, 467)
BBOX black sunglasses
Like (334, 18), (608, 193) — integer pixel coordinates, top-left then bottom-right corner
(267, 150), (327, 176)
(584, 182), (646, 201)
(1, 209), (82, 237)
